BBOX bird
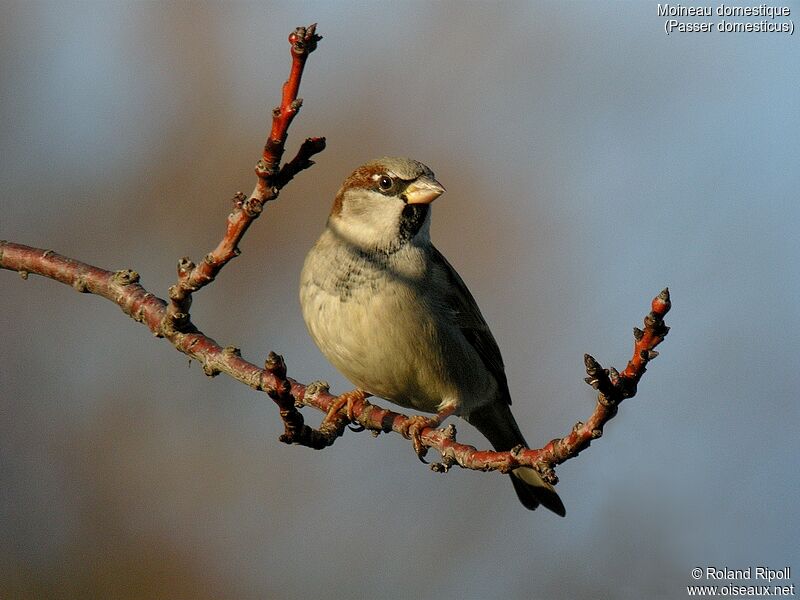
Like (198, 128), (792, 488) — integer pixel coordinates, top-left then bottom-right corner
(299, 157), (565, 515)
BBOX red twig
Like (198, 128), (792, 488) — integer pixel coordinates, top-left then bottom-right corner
(255, 23), (322, 200)
(264, 351), (345, 449)
(165, 24), (324, 333)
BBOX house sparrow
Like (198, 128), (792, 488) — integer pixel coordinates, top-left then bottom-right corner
(299, 157), (565, 515)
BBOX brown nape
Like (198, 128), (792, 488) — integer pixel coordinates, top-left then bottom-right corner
(330, 186), (345, 216)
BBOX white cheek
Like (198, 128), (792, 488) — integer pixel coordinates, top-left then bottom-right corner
(333, 194), (404, 250)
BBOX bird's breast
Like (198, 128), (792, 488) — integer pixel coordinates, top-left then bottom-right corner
(300, 232), (497, 415)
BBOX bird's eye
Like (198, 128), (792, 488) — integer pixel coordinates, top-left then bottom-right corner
(378, 175), (394, 191)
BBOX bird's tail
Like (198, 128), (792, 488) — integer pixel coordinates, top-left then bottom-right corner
(466, 401), (566, 516)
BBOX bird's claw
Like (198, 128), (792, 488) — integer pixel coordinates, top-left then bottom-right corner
(398, 415), (439, 462)
(320, 389), (370, 432)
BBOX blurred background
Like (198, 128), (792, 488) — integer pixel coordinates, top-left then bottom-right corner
(2, 2), (798, 598)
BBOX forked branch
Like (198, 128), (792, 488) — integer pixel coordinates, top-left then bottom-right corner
(165, 24), (324, 335)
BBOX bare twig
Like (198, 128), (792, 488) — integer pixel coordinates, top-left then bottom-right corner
(265, 352), (342, 449)
(255, 23), (323, 200)
(165, 24), (325, 333)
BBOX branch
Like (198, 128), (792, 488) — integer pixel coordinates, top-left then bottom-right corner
(0, 240), (343, 431)
(254, 24), (323, 200)
(0, 238), (671, 483)
(1, 23), (671, 496)
(295, 289), (672, 484)
(165, 24), (325, 334)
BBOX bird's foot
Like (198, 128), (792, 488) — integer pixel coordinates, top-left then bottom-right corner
(320, 389), (371, 433)
(398, 407), (455, 462)
(399, 415), (436, 461)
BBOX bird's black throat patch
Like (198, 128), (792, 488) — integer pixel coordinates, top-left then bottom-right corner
(399, 204), (429, 242)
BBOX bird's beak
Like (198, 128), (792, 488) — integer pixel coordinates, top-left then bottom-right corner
(404, 176), (445, 205)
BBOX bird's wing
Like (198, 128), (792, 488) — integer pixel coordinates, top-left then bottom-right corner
(428, 245), (512, 404)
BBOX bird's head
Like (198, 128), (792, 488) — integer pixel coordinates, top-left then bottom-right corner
(327, 157), (445, 253)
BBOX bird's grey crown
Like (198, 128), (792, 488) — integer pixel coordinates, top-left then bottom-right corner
(363, 156), (435, 181)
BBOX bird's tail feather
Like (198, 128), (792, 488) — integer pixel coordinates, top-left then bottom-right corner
(466, 401), (566, 517)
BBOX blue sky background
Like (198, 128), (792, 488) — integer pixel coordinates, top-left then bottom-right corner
(2, 2), (798, 598)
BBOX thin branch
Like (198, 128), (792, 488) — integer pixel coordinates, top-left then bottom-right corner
(274, 136), (327, 190)
(255, 23), (323, 200)
(165, 24), (324, 334)
(264, 351), (345, 449)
